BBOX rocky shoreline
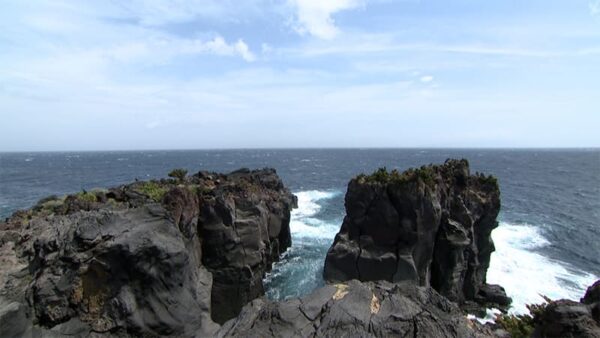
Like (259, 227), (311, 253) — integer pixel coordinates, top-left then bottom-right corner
(0, 162), (598, 337)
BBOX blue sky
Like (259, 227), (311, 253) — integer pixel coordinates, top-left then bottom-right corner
(1, 0), (599, 150)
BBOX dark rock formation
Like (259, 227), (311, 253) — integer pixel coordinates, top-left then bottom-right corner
(198, 168), (295, 323)
(0, 168), (295, 336)
(584, 281), (600, 329)
(323, 159), (511, 310)
(217, 280), (495, 338)
(530, 279), (600, 338)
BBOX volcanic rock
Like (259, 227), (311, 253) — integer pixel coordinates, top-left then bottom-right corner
(528, 279), (600, 338)
(323, 159), (511, 310)
(217, 280), (496, 338)
(0, 168), (295, 336)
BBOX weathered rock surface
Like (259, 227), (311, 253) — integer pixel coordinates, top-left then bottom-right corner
(531, 279), (600, 338)
(323, 159), (511, 311)
(0, 168), (295, 336)
(217, 280), (495, 338)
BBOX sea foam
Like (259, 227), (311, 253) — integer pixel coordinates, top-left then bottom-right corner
(289, 190), (340, 239)
(487, 222), (598, 314)
(264, 190), (341, 300)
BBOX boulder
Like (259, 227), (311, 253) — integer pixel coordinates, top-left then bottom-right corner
(323, 159), (510, 310)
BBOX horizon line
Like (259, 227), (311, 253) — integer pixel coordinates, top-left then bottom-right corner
(1, 146), (599, 154)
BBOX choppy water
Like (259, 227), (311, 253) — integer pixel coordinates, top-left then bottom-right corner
(1, 149), (598, 313)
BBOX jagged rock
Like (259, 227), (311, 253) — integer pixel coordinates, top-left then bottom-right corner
(323, 159), (510, 311)
(529, 279), (600, 338)
(583, 280), (600, 305)
(584, 280), (600, 325)
(217, 280), (496, 338)
(532, 300), (600, 338)
(475, 284), (512, 309)
(0, 168), (295, 336)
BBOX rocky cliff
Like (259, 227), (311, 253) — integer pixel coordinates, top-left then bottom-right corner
(0, 168), (296, 337)
(323, 159), (511, 311)
(2, 162), (597, 337)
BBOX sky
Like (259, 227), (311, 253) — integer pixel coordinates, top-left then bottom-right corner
(0, 0), (599, 151)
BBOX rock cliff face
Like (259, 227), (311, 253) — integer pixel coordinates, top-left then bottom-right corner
(0, 168), (295, 337)
(323, 159), (511, 310)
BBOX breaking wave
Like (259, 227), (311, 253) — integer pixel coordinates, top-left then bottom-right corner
(487, 222), (598, 314)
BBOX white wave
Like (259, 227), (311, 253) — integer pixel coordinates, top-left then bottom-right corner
(290, 190), (341, 239)
(290, 219), (340, 239)
(292, 190), (339, 219)
(487, 222), (598, 314)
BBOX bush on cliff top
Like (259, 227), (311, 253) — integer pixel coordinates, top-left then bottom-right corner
(168, 168), (188, 182)
(357, 166), (436, 186)
(76, 191), (98, 203)
(137, 181), (168, 202)
(478, 173), (499, 187)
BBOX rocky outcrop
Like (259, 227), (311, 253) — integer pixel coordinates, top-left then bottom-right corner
(530, 280), (600, 338)
(217, 280), (495, 338)
(323, 159), (511, 311)
(0, 168), (295, 337)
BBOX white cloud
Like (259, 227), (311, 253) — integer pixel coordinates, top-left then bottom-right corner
(200, 37), (256, 62)
(420, 75), (434, 83)
(289, 0), (364, 39)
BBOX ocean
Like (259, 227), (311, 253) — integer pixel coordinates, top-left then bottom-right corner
(1, 149), (598, 314)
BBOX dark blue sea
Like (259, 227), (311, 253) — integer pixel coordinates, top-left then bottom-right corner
(1, 149), (598, 314)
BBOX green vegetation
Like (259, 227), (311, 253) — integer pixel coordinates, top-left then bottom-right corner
(186, 184), (199, 195)
(29, 195), (67, 217)
(495, 296), (551, 338)
(76, 191), (98, 203)
(356, 165), (436, 186)
(41, 198), (65, 210)
(481, 174), (498, 187)
(168, 168), (188, 182)
(137, 181), (168, 202)
(106, 197), (119, 207)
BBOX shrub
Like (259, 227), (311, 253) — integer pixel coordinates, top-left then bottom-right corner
(371, 167), (390, 183)
(168, 168), (188, 182)
(138, 181), (168, 202)
(76, 191), (97, 203)
(495, 296), (551, 338)
(358, 165), (436, 186)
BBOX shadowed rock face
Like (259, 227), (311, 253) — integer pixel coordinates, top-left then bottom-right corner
(217, 280), (496, 338)
(0, 168), (295, 337)
(323, 159), (511, 310)
(197, 169), (295, 323)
